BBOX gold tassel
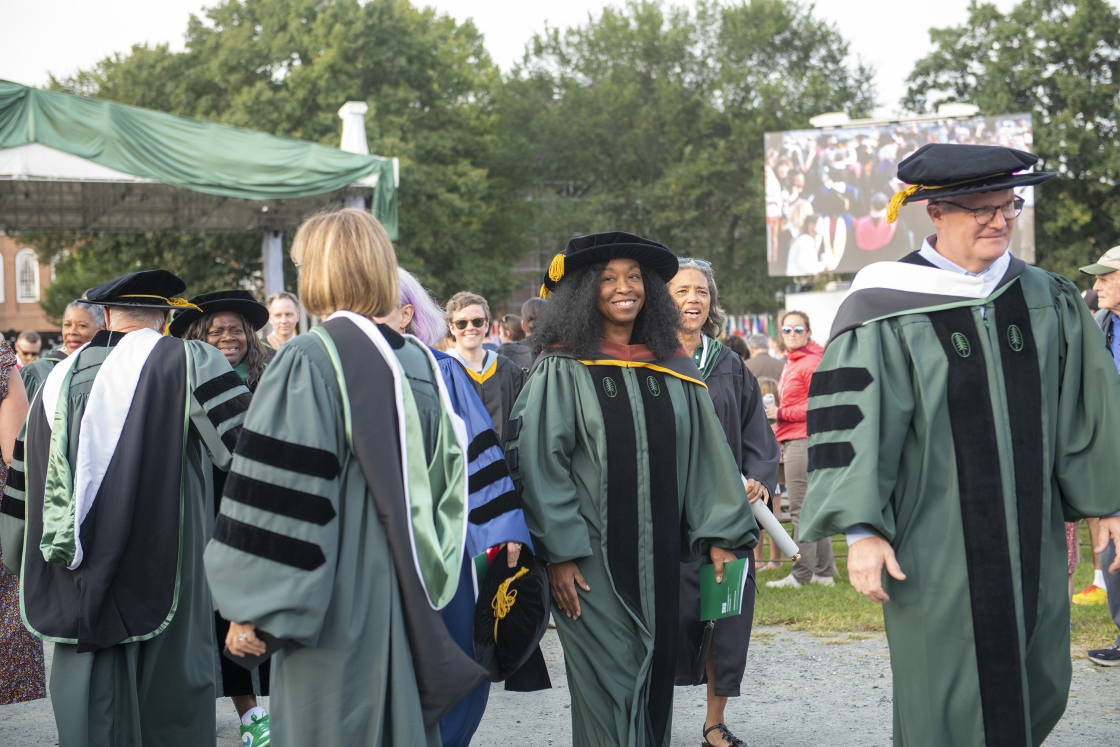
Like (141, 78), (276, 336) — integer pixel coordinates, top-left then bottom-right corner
(539, 283), (549, 299)
(887, 185), (920, 224)
(548, 253), (566, 282)
(491, 566), (529, 640)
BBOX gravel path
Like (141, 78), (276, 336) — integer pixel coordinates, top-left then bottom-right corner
(3, 627), (1118, 745)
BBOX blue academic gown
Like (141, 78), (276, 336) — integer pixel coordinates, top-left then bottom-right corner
(432, 349), (533, 747)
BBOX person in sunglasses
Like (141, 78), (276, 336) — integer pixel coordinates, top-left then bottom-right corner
(505, 232), (757, 747)
(670, 258), (780, 747)
(763, 312), (835, 589)
(798, 143), (1120, 747)
(445, 292), (527, 443)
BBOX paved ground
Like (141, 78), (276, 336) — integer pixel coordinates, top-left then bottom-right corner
(3, 626), (1118, 745)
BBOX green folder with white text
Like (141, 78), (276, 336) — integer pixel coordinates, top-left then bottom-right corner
(699, 558), (749, 620)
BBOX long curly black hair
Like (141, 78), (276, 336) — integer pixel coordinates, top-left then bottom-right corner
(531, 261), (683, 360)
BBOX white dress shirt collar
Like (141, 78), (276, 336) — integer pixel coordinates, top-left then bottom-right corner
(918, 235), (1011, 299)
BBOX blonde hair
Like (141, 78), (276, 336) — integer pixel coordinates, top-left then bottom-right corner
(291, 208), (399, 319)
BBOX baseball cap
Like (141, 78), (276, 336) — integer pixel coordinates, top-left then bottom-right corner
(1079, 246), (1120, 275)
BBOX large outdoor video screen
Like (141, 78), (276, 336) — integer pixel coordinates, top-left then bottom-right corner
(764, 114), (1036, 277)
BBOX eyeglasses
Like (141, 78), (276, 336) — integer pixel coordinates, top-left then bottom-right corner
(453, 317), (487, 330)
(936, 197), (1024, 225)
(678, 257), (713, 269)
(781, 325), (807, 335)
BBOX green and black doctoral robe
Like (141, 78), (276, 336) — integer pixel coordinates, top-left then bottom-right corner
(801, 253), (1120, 747)
(19, 347), (67, 404)
(0, 328), (250, 747)
(508, 340), (758, 747)
(204, 312), (485, 747)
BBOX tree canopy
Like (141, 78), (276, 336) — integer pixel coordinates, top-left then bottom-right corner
(505, 0), (875, 311)
(905, 0), (1120, 283)
(30, 0), (874, 315)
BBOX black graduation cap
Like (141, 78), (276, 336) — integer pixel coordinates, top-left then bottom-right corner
(888, 143), (1056, 223)
(168, 290), (270, 338)
(539, 231), (680, 298)
(474, 545), (551, 683)
(85, 270), (200, 312)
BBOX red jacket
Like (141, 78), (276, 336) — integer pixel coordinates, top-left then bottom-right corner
(774, 341), (824, 442)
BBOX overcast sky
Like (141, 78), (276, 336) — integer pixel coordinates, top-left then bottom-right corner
(2, 0), (1020, 118)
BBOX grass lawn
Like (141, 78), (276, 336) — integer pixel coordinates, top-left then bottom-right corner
(752, 524), (1116, 655)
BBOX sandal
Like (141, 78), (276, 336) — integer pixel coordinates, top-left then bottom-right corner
(702, 722), (748, 747)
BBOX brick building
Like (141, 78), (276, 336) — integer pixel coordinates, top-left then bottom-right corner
(0, 232), (58, 342)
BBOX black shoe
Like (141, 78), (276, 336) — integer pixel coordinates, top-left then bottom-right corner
(1087, 645), (1120, 666)
(703, 723), (747, 747)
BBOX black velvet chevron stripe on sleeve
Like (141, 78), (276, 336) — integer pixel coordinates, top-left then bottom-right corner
(505, 447), (519, 471)
(807, 405), (865, 435)
(809, 367), (874, 397)
(193, 371), (245, 405)
(468, 490), (521, 524)
(0, 494), (24, 520)
(807, 442), (856, 471)
(206, 392), (253, 430)
(468, 459), (512, 494)
(467, 430), (501, 462)
(212, 514), (326, 570)
(235, 428), (341, 480)
(5, 467), (24, 493)
(221, 426), (243, 455)
(223, 472), (336, 525)
(12, 439), (23, 462)
(506, 416), (523, 441)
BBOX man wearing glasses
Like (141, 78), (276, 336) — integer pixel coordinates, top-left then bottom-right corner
(799, 143), (1120, 747)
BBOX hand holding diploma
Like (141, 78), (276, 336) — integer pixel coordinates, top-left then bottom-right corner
(743, 475), (800, 561)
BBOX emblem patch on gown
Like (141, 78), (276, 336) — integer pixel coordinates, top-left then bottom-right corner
(602, 376), (618, 398)
(1007, 324), (1024, 352)
(646, 376), (661, 397)
(951, 332), (971, 358)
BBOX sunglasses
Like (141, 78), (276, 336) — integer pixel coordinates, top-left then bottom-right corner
(678, 257), (713, 269)
(453, 317), (487, 330)
(781, 325), (807, 335)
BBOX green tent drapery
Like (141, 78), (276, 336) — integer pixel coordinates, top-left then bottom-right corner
(0, 80), (397, 238)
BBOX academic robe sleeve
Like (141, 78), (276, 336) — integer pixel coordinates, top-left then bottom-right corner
(203, 340), (343, 645)
(506, 358), (592, 564)
(737, 363), (781, 498)
(185, 341), (251, 471)
(1051, 278), (1120, 519)
(679, 381), (759, 559)
(799, 320), (915, 543)
(0, 423), (29, 575)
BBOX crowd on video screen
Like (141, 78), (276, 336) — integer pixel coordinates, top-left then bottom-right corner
(765, 115), (1037, 278)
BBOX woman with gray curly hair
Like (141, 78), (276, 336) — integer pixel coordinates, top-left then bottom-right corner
(669, 257), (781, 747)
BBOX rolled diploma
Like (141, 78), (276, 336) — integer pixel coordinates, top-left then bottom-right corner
(744, 475), (800, 561)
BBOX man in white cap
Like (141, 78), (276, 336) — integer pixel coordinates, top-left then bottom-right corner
(1080, 245), (1120, 665)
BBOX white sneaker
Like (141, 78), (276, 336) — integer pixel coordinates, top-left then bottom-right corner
(810, 575), (835, 587)
(766, 574), (802, 588)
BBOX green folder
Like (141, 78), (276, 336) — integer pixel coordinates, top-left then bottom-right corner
(471, 551), (490, 601)
(699, 558), (749, 621)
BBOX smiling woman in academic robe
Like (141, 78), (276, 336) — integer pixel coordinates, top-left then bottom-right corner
(505, 231), (759, 747)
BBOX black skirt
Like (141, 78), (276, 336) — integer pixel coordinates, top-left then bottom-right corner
(674, 551), (756, 697)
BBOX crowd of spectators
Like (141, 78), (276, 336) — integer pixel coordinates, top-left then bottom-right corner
(765, 115), (1036, 277)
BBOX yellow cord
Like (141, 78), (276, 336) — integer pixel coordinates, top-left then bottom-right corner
(117, 294), (203, 312)
(492, 566), (529, 641)
(886, 185), (919, 224)
(548, 253), (566, 282)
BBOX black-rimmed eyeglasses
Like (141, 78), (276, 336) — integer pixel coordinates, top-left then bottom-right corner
(935, 197), (1024, 225)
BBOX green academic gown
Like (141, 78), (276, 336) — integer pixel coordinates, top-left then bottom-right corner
(204, 314), (483, 747)
(508, 340), (758, 747)
(801, 255), (1120, 747)
(0, 329), (250, 747)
